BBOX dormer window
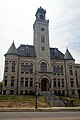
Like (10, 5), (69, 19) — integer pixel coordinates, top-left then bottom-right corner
(26, 45), (29, 55)
(40, 14), (44, 19)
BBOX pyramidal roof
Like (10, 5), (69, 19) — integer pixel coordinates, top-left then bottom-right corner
(64, 48), (74, 60)
(6, 41), (18, 55)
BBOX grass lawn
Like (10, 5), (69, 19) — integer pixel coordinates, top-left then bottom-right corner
(59, 96), (80, 107)
(0, 95), (50, 108)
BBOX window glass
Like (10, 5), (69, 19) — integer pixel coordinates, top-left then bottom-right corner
(41, 62), (47, 72)
(53, 65), (64, 75)
(41, 47), (45, 51)
(12, 61), (15, 72)
(40, 14), (44, 19)
(20, 77), (24, 87)
(20, 90), (23, 95)
(5, 61), (9, 72)
(10, 90), (14, 95)
(25, 81), (28, 87)
(4, 76), (8, 86)
(69, 65), (73, 75)
(21, 63), (25, 73)
(30, 63), (33, 74)
(25, 63), (29, 73)
(11, 76), (15, 86)
(41, 35), (45, 43)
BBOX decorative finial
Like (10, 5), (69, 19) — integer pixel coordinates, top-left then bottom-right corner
(66, 47), (68, 50)
(13, 40), (14, 45)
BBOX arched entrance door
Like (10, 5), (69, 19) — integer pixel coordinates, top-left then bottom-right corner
(41, 78), (49, 91)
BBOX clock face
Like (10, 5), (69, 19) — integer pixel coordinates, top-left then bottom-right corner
(41, 28), (45, 31)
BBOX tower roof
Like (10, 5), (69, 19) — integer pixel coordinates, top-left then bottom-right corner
(6, 41), (18, 55)
(35, 7), (46, 16)
(64, 48), (74, 60)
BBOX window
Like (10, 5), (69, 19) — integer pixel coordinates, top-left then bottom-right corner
(58, 91), (61, 95)
(11, 80), (14, 86)
(5, 61), (9, 72)
(54, 90), (57, 95)
(20, 77), (24, 87)
(25, 81), (28, 87)
(30, 90), (33, 94)
(69, 65), (73, 75)
(41, 35), (45, 43)
(10, 90), (14, 95)
(25, 63), (29, 73)
(71, 90), (75, 95)
(20, 90), (23, 95)
(62, 91), (65, 95)
(30, 63), (33, 74)
(71, 81), (74, 87)
(3, 90), (6, 95)
(41, 62), (47, 72)
(61, 79), (64, 87)
(30, 78), (33, 81)
(25, 90), (28, 95)
(4, 76), (7, 86)
(12, 61), (15, 72)
(40, 14), (44, 19)
(61, 66), (64, 75)
(56, 65), (60, 75)
(53, 65), (64, 75)
(70, 78), (74, 87)
(54, 81), (56, 87)
(58, 80), (60, 87)
(11, 76), (15, 86)
(41, 28), (44, 31)
(4, 80), (7, 86)
(30, 81), (33, 87)
(41, 47), (45, 51)
(53, 65), (56, 75)
(21, 63), (24, 73)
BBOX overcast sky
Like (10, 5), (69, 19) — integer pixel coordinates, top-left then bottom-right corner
(0, 0), (80, 80)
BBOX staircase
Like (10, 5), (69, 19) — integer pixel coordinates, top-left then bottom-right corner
(38, 91), (65, 107)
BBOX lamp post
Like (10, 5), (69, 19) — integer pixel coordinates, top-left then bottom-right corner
(35, 83), (38, 109)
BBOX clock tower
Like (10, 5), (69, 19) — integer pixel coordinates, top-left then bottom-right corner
(33, 7), (51, 72)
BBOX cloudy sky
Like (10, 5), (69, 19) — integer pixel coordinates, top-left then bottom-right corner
(0, 0), (80, 80)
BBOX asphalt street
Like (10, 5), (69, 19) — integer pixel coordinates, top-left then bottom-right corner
(0, 111), (80, 120)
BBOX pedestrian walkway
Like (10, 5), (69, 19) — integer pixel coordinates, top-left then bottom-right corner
(0, 107), (80, 112)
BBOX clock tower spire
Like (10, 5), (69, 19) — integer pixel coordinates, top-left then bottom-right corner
(33, 7), (50, 71)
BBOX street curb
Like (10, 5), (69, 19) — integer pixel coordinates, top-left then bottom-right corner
(0, 107), (80, 112)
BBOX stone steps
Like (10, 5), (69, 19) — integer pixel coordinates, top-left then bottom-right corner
(38, 91), (65, 107)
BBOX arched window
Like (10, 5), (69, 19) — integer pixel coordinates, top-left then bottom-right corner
(53, 65), (56, 75)
(5, 61), (9, 72)
(69, 65), (73, 75)
(21, 63), (24, 73)
(25, 63), (29, 73)
(53, 64), (64, 75)
(12, 61), (15, 72)
(30, 63), (33, 74)
(41, 62), (47, 72)
(60, 65), (63, 74)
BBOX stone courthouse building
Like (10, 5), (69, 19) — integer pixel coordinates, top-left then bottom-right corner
(2, 7), (80, 98)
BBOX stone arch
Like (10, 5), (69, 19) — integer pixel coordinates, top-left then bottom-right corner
(39, 76), (51, 91)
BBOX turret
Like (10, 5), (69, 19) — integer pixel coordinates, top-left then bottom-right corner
(35, 7), (46, 20)
(64, 48), (74, 60)
(5, 41), (18, 55)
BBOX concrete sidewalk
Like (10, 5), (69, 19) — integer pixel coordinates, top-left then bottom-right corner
(0, 107), (80, 112)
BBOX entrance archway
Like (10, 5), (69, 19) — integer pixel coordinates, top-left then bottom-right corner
(41, 78), (49, 91)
